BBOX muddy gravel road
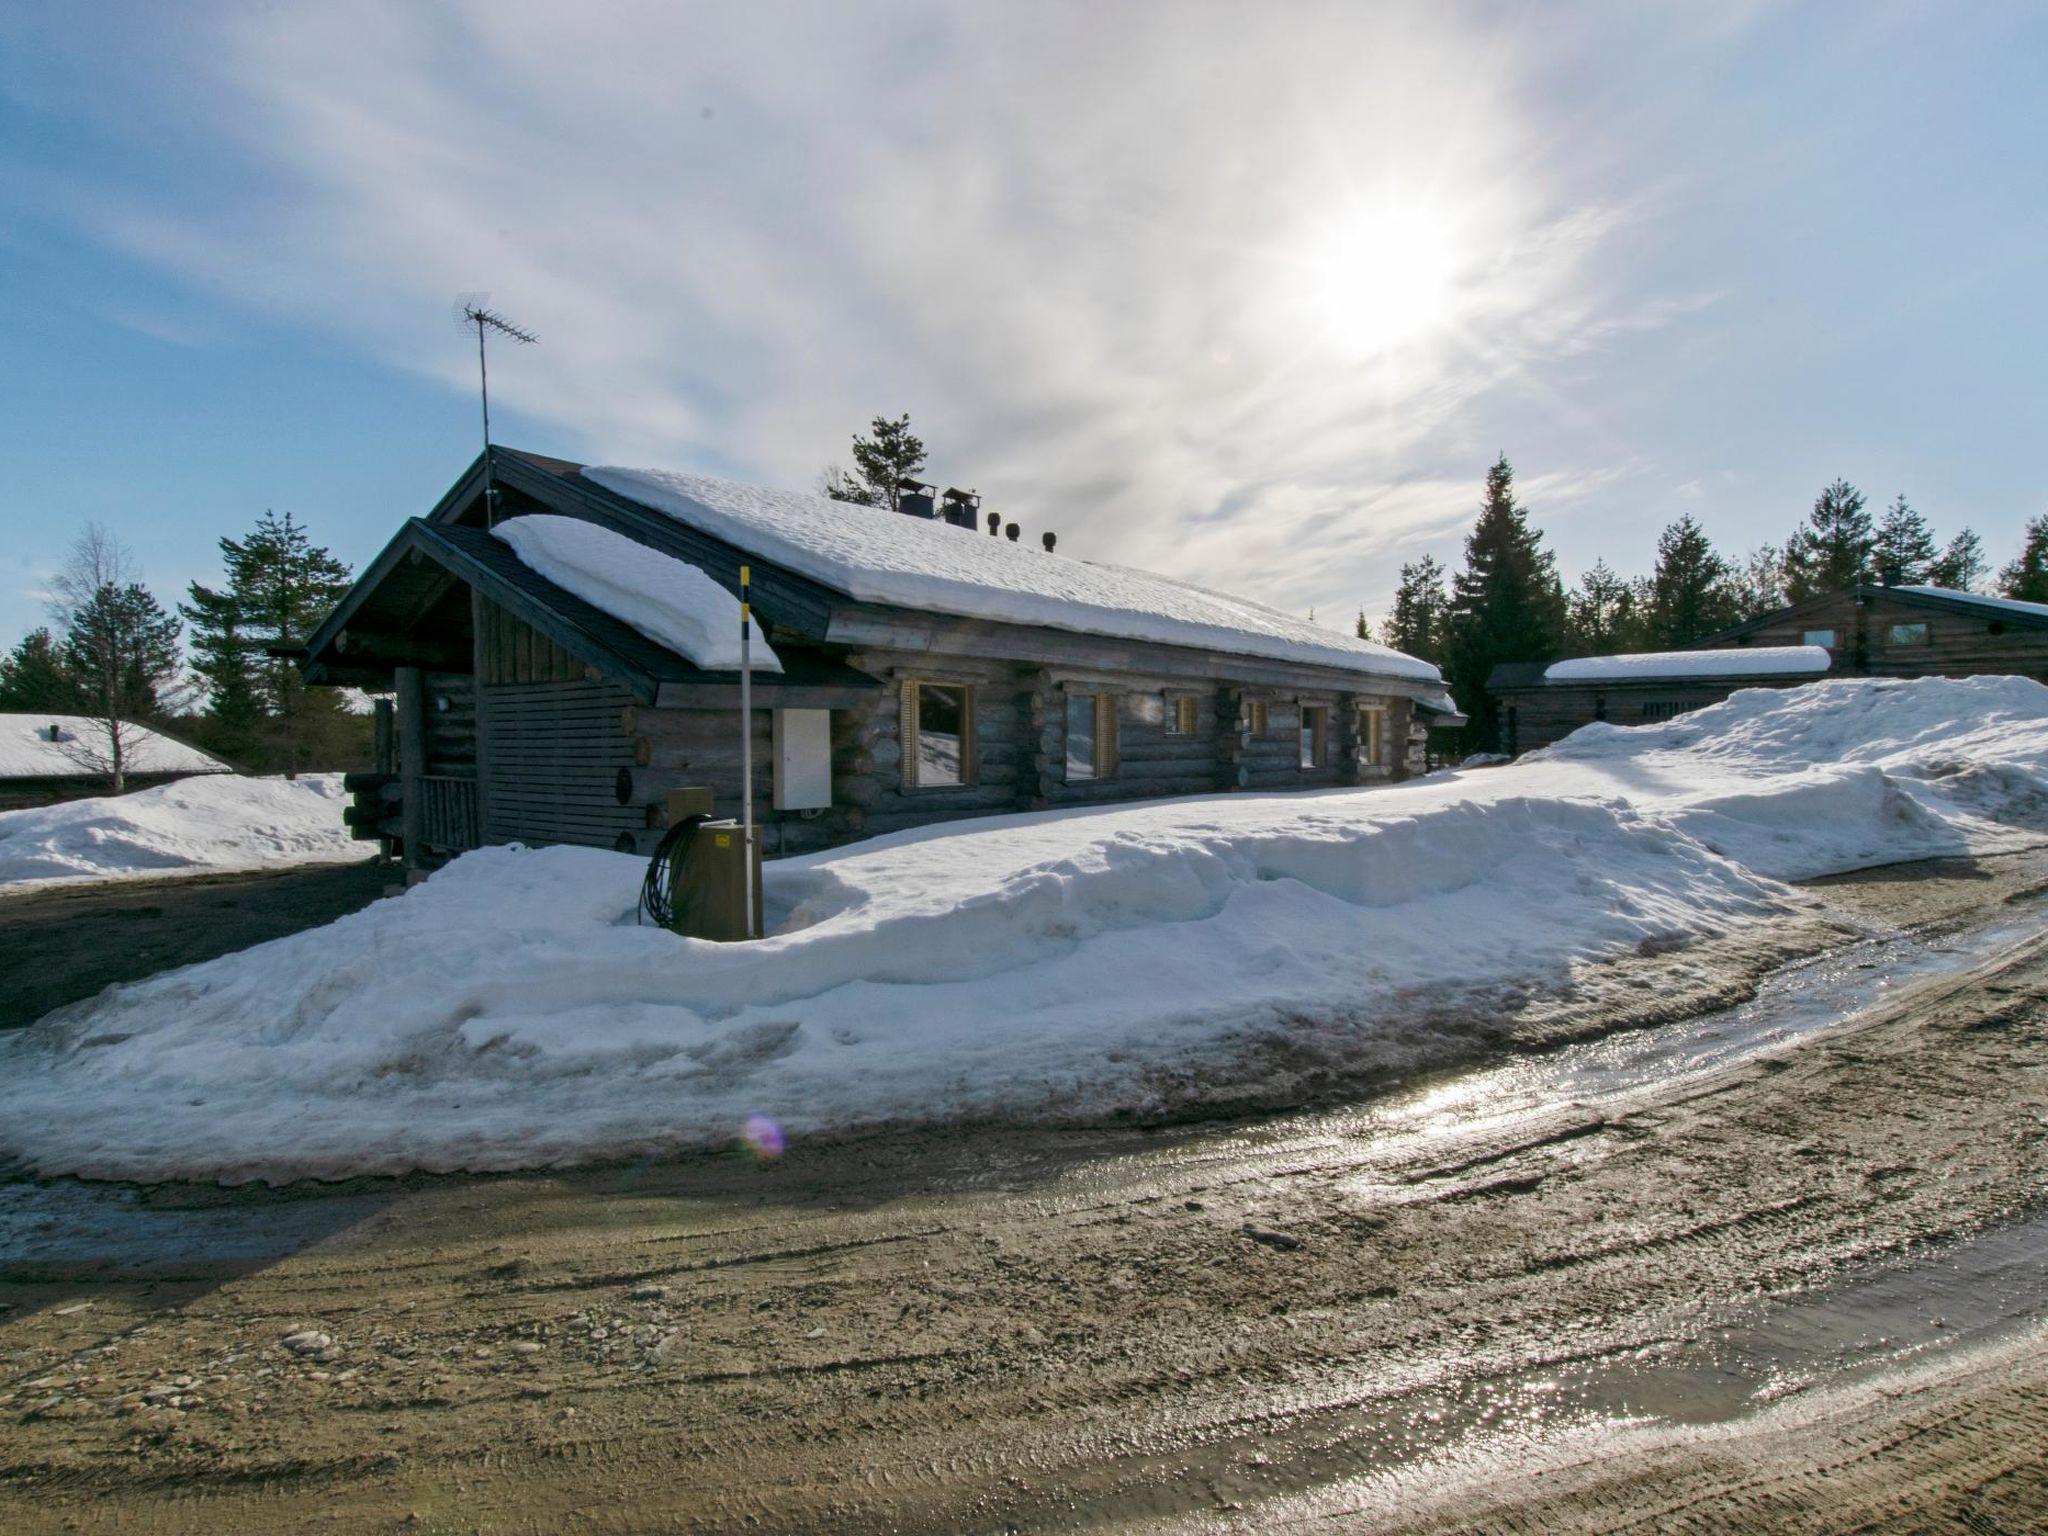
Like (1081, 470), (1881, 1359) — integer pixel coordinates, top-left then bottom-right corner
(2, 852), (2046, 1533)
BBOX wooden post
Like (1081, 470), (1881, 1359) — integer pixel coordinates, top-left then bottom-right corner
(396, 666), (427, 878)
(372, 697), (396, 863)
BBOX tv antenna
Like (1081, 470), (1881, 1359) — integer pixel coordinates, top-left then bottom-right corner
(457, 298), (538, 526)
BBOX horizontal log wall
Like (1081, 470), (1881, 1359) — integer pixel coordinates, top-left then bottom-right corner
(1711, 590), (2048, 680)
(421, 671), (476, 780)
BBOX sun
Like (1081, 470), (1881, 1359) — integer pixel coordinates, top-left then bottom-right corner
(1295, 198), (1465, 357)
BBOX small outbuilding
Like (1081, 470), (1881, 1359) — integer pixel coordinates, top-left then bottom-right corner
(0, 714), (230, 809)
(1486, 648), (1832, 755)
(303, 448), (1453, 866)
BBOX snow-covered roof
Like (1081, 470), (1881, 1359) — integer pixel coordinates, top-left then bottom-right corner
(1893, 585), (2048, 622)
(494, 515), (784, 673)
(1543, 646), (1832, 685)
(582, 465), (1440, 684)
(0, 715), (229, 781)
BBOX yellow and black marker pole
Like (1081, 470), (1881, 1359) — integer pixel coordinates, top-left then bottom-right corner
(739, 565), (755, 939)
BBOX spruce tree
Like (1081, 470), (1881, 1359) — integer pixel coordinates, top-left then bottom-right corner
(1446, 454), (1564, 751)
(1783, 479), (1873, 601)
(1375, 554), (1450, 666)
(823, 414), (927, 512)
(183, 511), (354, 775)
(1871, 494), (1938, 585)
(50, 524), (184, 793)
(180, 578), (266, 764)
(1562, 560), (1640, 657)
(1927, 528), (1986, 591)
(1643, 515), (1737, 647)
(1999, 514), (2048, 603)
(0, 628), (80, 712)
(1727, 544), (1789, 619)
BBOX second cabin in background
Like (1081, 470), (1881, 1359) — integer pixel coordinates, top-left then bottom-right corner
(301, 448), (1460, 868)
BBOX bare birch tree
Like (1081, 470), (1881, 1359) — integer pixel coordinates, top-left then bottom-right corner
(47, 523), (186, 793)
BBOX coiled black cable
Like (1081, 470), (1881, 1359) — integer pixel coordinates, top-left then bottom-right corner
(638, 816), (707, 928)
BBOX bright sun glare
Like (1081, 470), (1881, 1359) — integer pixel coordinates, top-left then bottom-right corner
(1298, 200), (1464, 357)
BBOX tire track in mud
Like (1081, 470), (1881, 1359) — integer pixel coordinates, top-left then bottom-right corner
(1, 852), (2045, 1533)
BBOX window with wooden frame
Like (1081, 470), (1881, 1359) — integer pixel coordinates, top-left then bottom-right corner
(1240, 698), (1269, 735)
(900, 679), (975, 788)
(1887, 621), (1930, 646)
(1163, 694), (1198, 735)
(1065, 691), (1118, 781)
(1298, 704), (1329, 770)
(1359, 705), (1387, 768)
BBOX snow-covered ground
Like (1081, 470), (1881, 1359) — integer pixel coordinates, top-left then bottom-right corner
(0, 774), (359, 891)
(2, 677), (2044, 1183)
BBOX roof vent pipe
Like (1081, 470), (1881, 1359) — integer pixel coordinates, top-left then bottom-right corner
(1041, 531), (1057, 552)
(1005, 521), (1020, 542)
(987, 511), (1001, 536)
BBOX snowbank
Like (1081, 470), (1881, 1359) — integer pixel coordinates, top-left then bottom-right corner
(3, 677), (2044, 1182)
(0, 714), (227, 781)
(1544, 646), (1830, 683)
(584, 465), (1439, 683)
(0, 774), (358, 890)
(493, 514), (783, 672)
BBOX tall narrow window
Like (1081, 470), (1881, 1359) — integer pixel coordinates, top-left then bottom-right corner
(1066, 692), (1117, 781)
(902, 680), (973, 788)
(1241, 699), (1269, 735)
(1165, 695), (1198, 735)
(1360, 706), (1386, 768)
(1299, 705), (1329, 769)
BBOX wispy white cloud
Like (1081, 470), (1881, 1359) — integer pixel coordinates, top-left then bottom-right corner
(77, 0), (1704, 621)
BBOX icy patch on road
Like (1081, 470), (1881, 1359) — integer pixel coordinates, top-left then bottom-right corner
(2, 677), (2045, 1182)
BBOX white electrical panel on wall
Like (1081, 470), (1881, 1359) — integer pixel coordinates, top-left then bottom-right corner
(772, 708), (833, 810)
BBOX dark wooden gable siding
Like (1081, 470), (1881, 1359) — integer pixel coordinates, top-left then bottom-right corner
(1701, 588), (2048, 681)
(475, 597), (642, 851)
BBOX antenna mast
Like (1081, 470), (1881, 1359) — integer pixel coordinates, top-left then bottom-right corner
(458, 301), (538, 526)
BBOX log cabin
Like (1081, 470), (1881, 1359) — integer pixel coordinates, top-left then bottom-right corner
(303, 448), (1459, 866)
(1487, 581), (2048, 754)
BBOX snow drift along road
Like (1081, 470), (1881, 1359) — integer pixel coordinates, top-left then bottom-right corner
(0, 773), (358, 890)
(2, 678), (2045, 1183)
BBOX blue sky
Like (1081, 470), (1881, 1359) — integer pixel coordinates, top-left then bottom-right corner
(2, 1), (2044, 651)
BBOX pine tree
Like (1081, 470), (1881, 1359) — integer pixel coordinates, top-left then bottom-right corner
(1562, 560), (1641, 657)
(183, 511), (355, 775)
(823, 414), (927, 513)
(50, 525), (183, 793)
(1927, 529), (1986, 592)
(179, 578), (266, 764)
(1783, 479), (1873, 601)
(1999, 514), (2048, 603)
(1726, 544), (1789, 619)
(1375, 555), (1450, 666)
(0, 628), (80, 712)
(1871, 494), (1938, 585)
(1642, 515), (1738, 647)
(1446, 455), (1565, 751)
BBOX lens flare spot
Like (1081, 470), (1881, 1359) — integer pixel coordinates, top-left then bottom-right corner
(741, 1114), (786, 1160)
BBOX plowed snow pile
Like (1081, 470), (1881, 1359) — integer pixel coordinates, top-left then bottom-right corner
(0, 774), (357, 890)
(3, 678), (2044, 1182)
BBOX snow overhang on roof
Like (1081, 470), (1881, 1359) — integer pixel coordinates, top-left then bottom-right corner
(580, 465), (1442, 686)
(1412, 690), (1468, 727)
(1540, 646), (1833, 686)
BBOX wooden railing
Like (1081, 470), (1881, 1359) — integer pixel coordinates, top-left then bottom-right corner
(418, 775), (481, 852)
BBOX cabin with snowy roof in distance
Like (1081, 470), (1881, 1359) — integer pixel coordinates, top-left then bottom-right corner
(1487, 581), (2048, 755)
(302, 447), (1458, 868)
(0, 714), (229, 809)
